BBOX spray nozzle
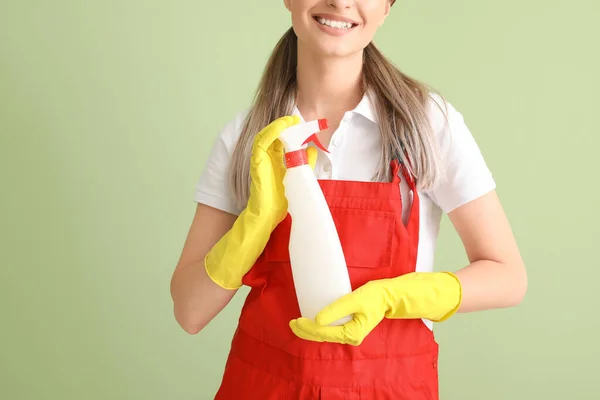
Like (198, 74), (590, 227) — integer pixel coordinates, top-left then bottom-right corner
(301, 119), (329, 153)
(279, 118), (329, 151)
(279, 118), (330, 168)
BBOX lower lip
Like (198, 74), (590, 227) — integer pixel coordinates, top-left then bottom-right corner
(313, 17), (357, 37)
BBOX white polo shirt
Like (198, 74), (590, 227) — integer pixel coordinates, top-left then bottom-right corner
(195, 93), (496, 294)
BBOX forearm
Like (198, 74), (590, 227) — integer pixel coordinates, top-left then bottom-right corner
(170, 259), (236, 334)
(454, 259), (527, 313)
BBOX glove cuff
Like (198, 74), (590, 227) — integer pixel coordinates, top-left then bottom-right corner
(431, 272), (463, 322)
(204, 252), (242, 290)
(203, 208), (273, 291)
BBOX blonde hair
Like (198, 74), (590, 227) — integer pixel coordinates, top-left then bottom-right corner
(229, 27), (447, 209)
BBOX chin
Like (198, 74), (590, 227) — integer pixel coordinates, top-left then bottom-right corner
(317, 45), (356, 58)
(314, 35), (373, 59)
(307, 37), (365, 59)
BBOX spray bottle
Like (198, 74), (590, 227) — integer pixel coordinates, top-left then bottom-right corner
(278, 119), (353, 326)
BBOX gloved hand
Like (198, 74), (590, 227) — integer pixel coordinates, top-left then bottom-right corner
(289, 272), (462, 346)
(205, 116), (318, 290)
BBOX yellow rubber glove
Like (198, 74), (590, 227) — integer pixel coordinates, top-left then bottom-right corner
(205, 116), (318, 290)
(289, 272), (462, 346)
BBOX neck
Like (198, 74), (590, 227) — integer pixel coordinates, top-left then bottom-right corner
(295, 44), (365, 122)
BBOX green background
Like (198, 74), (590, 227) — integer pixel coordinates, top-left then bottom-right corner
(1, 0), (598, 399)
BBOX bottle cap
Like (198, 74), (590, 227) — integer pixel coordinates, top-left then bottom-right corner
(285, 149), (309, 168)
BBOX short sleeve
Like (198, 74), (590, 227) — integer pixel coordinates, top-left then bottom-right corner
(193, 111), (248, 215)
(426, 95), (496, 213)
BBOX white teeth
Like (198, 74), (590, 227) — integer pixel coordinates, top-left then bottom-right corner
(316, 17), (354, 29)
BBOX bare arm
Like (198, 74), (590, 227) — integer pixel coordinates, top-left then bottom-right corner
(449, 190), (528, 312)
(170, 203), (239, 334)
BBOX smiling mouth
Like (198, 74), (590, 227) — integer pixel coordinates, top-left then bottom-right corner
(313, 16), (358, 30)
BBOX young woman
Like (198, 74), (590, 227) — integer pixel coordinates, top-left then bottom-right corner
(170, 0), (528, 398)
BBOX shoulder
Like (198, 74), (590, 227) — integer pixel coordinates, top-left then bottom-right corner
(425, 92), (467, 144)
(424, 91), (486, 163)
(193, 108), (250, 216)
(422, 92), (497, 213)
(213, 108), (250, 153)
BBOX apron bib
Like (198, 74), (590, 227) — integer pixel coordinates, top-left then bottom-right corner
(215, 160), (439, 400)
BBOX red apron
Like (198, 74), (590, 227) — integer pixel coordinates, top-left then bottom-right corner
(215, 160), (439, 400)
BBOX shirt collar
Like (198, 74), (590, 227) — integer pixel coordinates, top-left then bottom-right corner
(352, 92), (378, 124)
(292, 92), (378, 125)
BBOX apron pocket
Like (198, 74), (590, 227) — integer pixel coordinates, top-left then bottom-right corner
(265, 209), (395, 270)
(329, 207), (395, 269)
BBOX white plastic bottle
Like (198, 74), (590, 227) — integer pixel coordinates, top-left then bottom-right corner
(278, 119), (353, 325)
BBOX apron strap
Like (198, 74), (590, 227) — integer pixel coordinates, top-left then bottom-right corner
(399, 162), (416, 192)
(390, 159), (416, 192)
(391, 158), (420, 235)
(390, 159), (402, 184)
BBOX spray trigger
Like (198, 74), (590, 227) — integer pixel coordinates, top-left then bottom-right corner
(302, 133), (329, 153)
(301, 119), (330, 153)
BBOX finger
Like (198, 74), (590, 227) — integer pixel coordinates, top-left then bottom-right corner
(341, 313), (380, 346)
(289, 319), (325, 342)
(271, 137), (285, 157)
(315, 292), (363, 327)
(254, 116), (300, 151)
(290, 318), (347, 344)
(306, 146), (318, 170)
(251, 116), (295, 164)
